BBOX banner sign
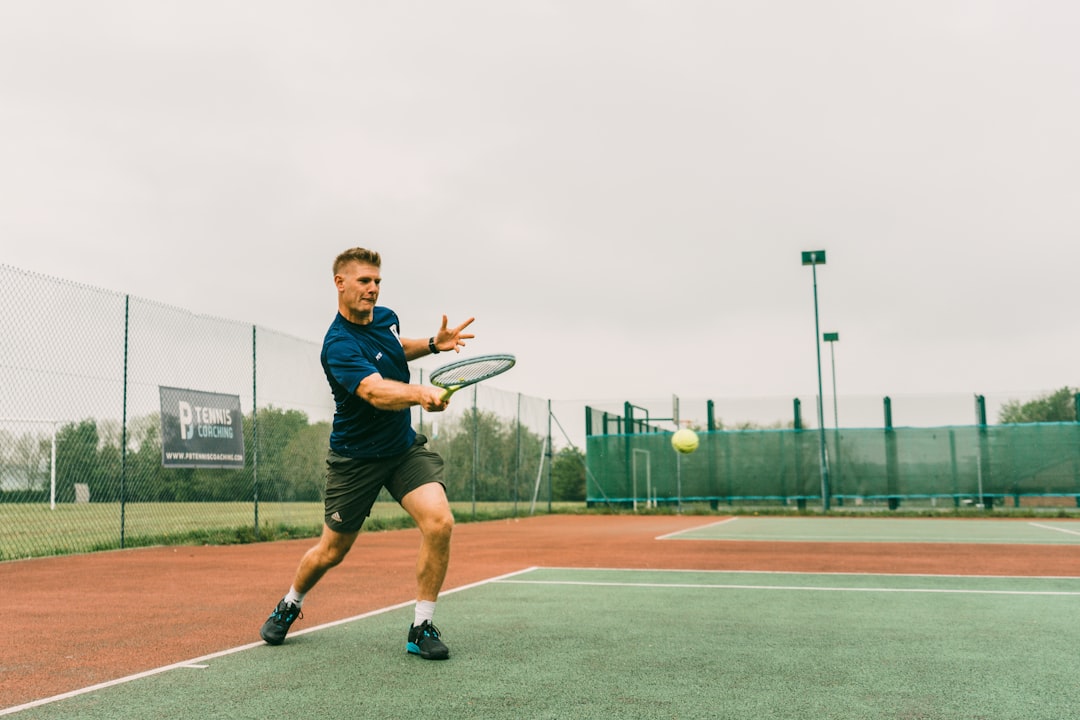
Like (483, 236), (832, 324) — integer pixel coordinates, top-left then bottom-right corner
(159, 386), (245, 468)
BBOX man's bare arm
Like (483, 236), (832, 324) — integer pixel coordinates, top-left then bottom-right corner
(357, 374), (449, 412)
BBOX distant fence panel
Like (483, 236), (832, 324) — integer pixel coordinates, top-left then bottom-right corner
(0, 265), (553, 560)
(586, 424), (1080, 509)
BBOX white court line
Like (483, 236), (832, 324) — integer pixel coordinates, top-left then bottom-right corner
(1029, 522), (1080, 537)
(655, 516), (738, 540)
(0, 642), (267, 717)
(496, 578), (1080, 596)
(0, 566), (539, 717)
(660, 518), (1080, 544)
(532, 566), (1080, 580)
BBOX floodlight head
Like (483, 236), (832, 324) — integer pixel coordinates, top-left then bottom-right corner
(823, 332), (839, 342)
(801, 250), (827, 265)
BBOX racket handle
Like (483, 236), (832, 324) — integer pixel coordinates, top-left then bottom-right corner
(439, 387), (457, 402)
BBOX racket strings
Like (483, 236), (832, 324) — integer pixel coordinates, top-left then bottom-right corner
(430, 357), (514, 386)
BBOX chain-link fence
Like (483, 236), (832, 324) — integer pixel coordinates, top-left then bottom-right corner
(0, 265), (555, 560)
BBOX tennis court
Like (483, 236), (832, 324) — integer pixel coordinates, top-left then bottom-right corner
(5, 515), (1080, 719)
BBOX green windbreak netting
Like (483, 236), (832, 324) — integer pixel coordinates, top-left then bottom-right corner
(586, 423), (1080, 507)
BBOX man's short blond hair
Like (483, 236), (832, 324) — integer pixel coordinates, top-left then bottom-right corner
(333, 248), (382, 275)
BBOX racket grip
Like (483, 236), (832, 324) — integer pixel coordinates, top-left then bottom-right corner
(439, 387), (456, 402)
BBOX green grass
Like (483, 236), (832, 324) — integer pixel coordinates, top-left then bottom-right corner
(0, 501), (582, 561)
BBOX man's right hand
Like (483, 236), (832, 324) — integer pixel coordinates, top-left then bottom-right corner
(417, 386), (450, 413)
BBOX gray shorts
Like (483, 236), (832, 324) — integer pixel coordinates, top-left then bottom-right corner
(323, 434), (445, 533)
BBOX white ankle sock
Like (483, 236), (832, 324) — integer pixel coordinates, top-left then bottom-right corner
(414, 600), (436, 626)
(284, 587), (306, 607)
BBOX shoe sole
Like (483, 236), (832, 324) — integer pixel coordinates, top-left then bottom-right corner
(407, 642), (449, 660)
(260, 628), (286, 645)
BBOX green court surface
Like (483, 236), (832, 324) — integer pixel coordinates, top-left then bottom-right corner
(9, 567), (1080, 720)
(663, 516), (1080, 544)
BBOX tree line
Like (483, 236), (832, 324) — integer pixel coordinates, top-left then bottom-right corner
(0, 407), (586, 504)
(998, 387), (1077, 424)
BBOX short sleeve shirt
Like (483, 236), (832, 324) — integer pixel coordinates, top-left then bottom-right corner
(321, 307), (416, 458)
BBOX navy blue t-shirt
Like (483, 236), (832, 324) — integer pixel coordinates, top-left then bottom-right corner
(321, 307), (416, 458)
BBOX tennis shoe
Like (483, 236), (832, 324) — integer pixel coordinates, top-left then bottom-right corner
(260, 598), (302, 646)
(407, 620), (450, 660)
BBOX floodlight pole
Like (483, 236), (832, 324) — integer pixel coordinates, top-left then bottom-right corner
(802, 251), (830, 511)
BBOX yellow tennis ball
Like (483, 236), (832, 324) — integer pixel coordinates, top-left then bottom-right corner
(671, 428), (699, 454)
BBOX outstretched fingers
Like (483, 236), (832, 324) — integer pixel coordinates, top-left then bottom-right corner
(439, 315), (476, 352)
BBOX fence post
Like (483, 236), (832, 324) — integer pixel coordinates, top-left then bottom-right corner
(974, 394), (987, 425)
(706, 400), (718, 508)
(514, 393), (522, 516)
(252, 325), (259, 539)
(884, 397), (900, 510)
(975, 394), (993, 508)
(624, 402), (634, 508)
(949, 429), (960, 508)
(792, 398), (803, 509)
(121, 294), (130, 548)
(546, 398), (553, 512)
(1075, 394), (1080, 508)
(471, 386), (478, 518)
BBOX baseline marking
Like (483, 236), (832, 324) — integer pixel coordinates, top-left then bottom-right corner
(1029, 522), (1080, 537)
(658, 517), (1080, 544)
(534, 566), (1080, 580)
(0, 566), (539, 717)
(656, 516), (737, 540)
(496, 578), (1080, 597)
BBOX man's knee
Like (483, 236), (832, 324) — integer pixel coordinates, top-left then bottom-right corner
(321, 543), (351, 567)
(312, 527), (357, 567)
(421, 509), (454, 541)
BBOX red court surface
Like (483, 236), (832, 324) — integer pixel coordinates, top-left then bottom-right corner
(4, 514), (1078, 710)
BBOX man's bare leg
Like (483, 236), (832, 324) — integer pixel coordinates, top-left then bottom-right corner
(260, 524), (358, 645)
(292, 524), (361, 593)
(400, 482), (454, 601)
(400, 482), (454, 659)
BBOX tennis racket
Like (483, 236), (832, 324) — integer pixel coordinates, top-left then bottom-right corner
(429, 353), (516, 401)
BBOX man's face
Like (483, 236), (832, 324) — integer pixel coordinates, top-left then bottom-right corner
(336, 261), (381, 322)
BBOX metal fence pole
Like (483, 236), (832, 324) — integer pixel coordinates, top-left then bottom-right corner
(547, 399), (553, 512)
(515, 392), (522, 516)
(121, 294), (129, 549)
(252, 325), (259, 539)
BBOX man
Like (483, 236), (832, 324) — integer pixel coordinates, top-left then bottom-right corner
(259, 247), (475, 660)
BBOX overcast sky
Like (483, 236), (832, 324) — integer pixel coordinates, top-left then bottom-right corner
(2, 1), (1078, 429)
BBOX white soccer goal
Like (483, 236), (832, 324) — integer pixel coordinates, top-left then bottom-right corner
(0, 418), (60, 509)
(631, 448), (652, 511)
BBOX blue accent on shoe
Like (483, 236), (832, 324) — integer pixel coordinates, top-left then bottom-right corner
(407, 620), (450, 660)
(260, 598), (302, 646)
